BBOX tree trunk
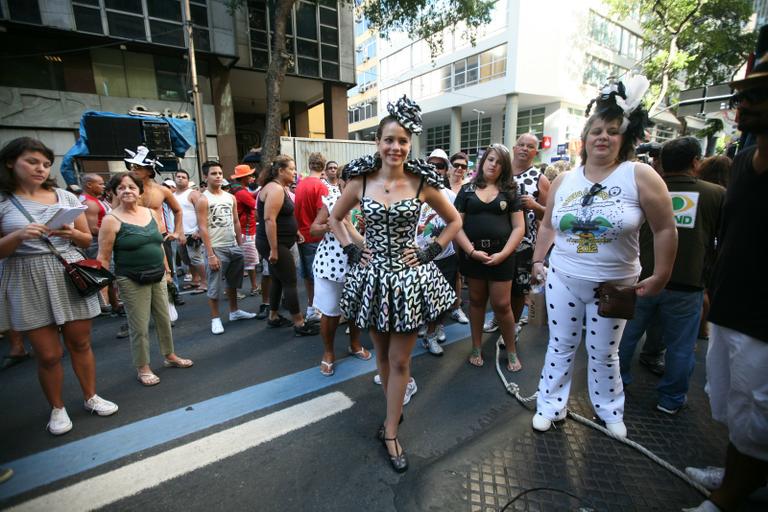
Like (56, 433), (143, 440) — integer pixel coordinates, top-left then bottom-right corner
(262, 0), (297, 169)
(650, 34), (679, 115)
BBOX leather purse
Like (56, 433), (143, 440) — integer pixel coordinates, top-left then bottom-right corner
(596, 283), (637, 319)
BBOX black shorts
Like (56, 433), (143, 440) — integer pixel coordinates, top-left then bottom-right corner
(434, 253), (458, 285)
(512, 246), (533, 297)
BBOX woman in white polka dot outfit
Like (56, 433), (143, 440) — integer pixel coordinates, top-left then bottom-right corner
(530, 77), (677, 438)
(309, 176), (372, 376)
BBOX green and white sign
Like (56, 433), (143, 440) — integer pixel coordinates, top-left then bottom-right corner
(670, 191), (699, 229)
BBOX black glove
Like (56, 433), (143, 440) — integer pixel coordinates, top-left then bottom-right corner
(343, 244), (364, 265)
(414, 241), (443, 265)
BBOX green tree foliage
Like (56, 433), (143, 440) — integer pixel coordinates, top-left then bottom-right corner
(606, 0), (755, 113)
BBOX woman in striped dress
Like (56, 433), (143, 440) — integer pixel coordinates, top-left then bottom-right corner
(0, 137), (118, 435)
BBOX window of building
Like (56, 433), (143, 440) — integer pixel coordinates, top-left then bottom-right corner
(73, 1), (104, 34)
(517, 108), (545, 140)
(248, 0), (338, 80)
(381, 46), (411, 82)
(155, 55), (187, 101)
(381, 80), (411, 107)
(461, 117), (492, 156)
(583, 55), (628, 87)
(588, 10), (644, 61)
(412, 65), (450, 101)
(452, 44), (507, 90)
(7, 0), (41, 23)
(354, 14), (368, 37)
(653, 124), (677, 143)
(426, 125), (450, 154)
(356, 37), (375, 65)
(348, 101), (377, 124)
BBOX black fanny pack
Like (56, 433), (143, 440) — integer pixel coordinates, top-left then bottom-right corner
(124, 267), (166, 284)
(186, 237), (202, 248)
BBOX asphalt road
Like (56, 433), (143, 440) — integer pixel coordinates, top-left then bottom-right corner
(0, 288), (763, 511)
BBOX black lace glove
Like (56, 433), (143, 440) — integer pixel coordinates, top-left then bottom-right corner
(415, 241), (443, 264)
(343, 244), (364, 265)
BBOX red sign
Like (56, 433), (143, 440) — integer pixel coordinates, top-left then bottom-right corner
(541, 136), (552, 149)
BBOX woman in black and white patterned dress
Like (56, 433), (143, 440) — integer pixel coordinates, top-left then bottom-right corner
(329, 96), (461, 473)
(310, 180), (371, 377)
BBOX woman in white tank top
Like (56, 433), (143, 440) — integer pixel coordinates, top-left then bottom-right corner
(529, 78), (678, 438)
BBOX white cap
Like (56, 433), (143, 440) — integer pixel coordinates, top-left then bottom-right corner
(162, 179), (176, 188)
(427, 148), (450, 168)
(222, 179), (230, 187)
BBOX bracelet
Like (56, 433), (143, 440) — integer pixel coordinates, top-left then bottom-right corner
(470, 249), (476, 258)
(532, 260), (544, 265)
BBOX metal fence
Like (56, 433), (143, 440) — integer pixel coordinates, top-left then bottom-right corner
(280, 137), (376, 177)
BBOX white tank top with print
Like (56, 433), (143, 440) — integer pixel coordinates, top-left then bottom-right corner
(550, 161), (645, 281)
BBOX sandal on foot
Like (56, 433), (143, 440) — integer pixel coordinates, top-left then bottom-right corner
(507, 351), (522, 372)
(320, 360), (335, 376)
(347, 347), (372, 361)
(468, 347), (483, 367)
(163, 358), (194, 369)
(1, 353), (31, 370)
(190, 288), (207, 295)
(382, 436), (408, 473)
(137, 372), (160, 386)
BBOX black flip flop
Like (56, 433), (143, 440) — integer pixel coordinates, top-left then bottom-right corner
(1, 353), (31, 370)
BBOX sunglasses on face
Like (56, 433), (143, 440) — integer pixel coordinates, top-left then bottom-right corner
(432, 162), (447, 170)
(730, 88), (768, 108)
(452, 163), (468, 169)
(582, 183), (606, 207)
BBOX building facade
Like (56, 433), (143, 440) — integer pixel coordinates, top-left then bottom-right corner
(368, 0), (684, 165)
(0, 0), (355, 182)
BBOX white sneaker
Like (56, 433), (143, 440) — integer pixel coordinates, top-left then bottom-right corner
(436, 324), (446, 342)
(450, 308), (469, 324)
(605, 421), (627, 439)
(211, 318), (224, 334)
(83, 394), (118, 416)
(483, 317), (499, 333)
(532, 413), (552, 432)
(422, 334), (444, 356)
(682, 500), (721, 512)
(306, 311), (322, 323)
(417, 324), (427, 338)
(403, 378), (418, 405)
(229, 309), (256, 321)
(47, 407), (73, 435)
(684, 466), (724, 491)
(373, 374), (381, 385)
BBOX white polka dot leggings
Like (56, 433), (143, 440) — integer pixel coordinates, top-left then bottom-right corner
(535, 267), (634, 425)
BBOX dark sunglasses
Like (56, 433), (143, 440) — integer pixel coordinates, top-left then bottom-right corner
(730, 88), (768, 108)
(452, 163), (468, 169)
(432, 162), (447, 170)
(582, 183), (606, 207)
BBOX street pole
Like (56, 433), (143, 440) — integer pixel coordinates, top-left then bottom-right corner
(183, 0), (207, 180)
(472, 108), (484, 161)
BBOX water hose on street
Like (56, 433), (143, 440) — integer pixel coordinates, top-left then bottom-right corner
(493, 339), (711, 498)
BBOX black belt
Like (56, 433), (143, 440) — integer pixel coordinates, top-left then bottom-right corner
(472, 239), (505, 252)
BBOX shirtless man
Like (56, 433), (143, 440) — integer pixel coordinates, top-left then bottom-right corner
(124, 145), (185, 244)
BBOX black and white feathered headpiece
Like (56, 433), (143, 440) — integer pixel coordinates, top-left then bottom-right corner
(585, 75), (652, 140)
(387, 95), (423, 135)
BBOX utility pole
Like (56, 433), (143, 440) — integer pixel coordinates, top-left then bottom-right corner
(183, 0), (207, 179)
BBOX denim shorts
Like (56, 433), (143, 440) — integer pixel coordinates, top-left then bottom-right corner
(297, 242), (319, 280)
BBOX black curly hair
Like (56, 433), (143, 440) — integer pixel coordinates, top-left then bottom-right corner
(581, 84), (652, 165)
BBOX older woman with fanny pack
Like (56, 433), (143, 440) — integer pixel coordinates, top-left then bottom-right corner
(98, 172), (193, 386)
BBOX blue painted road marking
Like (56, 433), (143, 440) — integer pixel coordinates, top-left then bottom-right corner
(1, 316), (495, 501)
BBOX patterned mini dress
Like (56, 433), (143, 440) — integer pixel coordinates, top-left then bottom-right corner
(340, 158), (456, 332)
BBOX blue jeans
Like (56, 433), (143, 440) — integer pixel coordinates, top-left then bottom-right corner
(618, 289), (704, 409)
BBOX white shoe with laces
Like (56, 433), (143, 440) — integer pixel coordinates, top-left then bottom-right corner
(229, 309), (257, 321)
(532, 413), (552, 432)
(47, 407), (73, 435)
(83, 394), (118, 416)
(422, 334), (444, 356)
(436, 324), (446, 342)
(373, 374), (381, 385)
(211, 318), (224, 335)
(402, 378), (418, 405)
(483, 317), (499, 333)
(682, 500), (722, 512)
(450, 308), (469, 324)
(684, 466), (725, 491)
(605, 421), (627, 439)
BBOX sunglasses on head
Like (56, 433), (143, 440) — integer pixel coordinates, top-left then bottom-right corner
(582, 183), (606, 207)
(452, 163), (468, 169)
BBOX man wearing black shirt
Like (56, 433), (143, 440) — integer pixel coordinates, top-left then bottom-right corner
(684, 24), (768, 512)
